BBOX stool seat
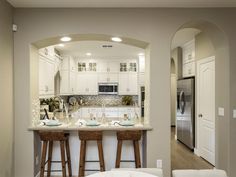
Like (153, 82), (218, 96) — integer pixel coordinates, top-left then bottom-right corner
(115, 130), (142, 168)
(78, 131), (105, 177)
(38, 131), (72, 177)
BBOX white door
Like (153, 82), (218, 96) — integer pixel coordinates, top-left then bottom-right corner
(197, 56), (215, 165)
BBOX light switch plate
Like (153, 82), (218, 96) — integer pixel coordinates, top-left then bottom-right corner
(233, 110), (236, 119)
(218, 107), (224, 116)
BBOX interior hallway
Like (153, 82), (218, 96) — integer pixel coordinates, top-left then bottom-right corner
(171, 127), (214, 170)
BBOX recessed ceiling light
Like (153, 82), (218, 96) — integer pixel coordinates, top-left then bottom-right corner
(138, 53), (144, 56)
(58, 44), (65, 47)
(111, 37), (122, 42)
(86, 52), (92, 56)
(60, 36), (72, 42)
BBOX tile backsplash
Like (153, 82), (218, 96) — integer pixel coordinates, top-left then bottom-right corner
(64, 95), (138, 106)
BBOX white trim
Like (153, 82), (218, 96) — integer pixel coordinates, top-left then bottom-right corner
(194, 148), (200, 156)
(196, 56), (215, 164)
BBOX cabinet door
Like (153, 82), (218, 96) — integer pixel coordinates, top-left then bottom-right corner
(97, 61), (108, 72)
(60, 70), (70, 95)
(98, 73), (109, 82)
(76, 74), (87, 94)
(108, 73), (119, 82)
(39, 55), (55, 96)
(70, 57), (76, 72)
(183, 62), (195, 77)
(108, 61), (119, 72)
(118, 73), (129, 95)
(128, 73), (138, 95)
(61, 56), (70, 71)
(39, 56), (47, 95)
(46, 59), (55, 95)
(87, 74), (98, 95)
(70, 72), (76, 94)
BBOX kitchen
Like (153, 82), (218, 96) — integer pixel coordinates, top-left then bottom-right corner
(31, 39), (151, 176)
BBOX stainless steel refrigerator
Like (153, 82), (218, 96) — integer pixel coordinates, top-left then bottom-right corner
(176, 77), (195, 150)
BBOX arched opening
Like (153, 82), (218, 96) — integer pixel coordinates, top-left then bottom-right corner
(170, 21), (230, 173)
(30, 34), (150, 176)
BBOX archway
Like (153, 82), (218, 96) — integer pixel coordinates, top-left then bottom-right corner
(30, 33), (150, 176)
(170, 20), (230, 173)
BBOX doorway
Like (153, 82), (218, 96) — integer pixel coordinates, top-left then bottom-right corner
(170, 25), (219, 170)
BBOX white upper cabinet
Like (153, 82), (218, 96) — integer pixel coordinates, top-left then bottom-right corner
(61, 56), (76, 72)
(119, 59), (138, 72)
(76, 73), (98, 95)
(119, 73), (138, 95)
(39, 54), (55, 98)
(60, 71), (76, 95)
(97, 61), (119, 72)
(182, 39), (195, 64)
(182, 39), (196, 77)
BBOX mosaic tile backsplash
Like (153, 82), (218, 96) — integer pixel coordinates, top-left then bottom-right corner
(64, 95), (139, 106)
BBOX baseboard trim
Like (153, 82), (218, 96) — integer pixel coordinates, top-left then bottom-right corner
(194, 148), (200, 156)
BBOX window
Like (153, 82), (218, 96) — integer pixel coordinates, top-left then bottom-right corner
(120, 63), (127, 72)
(78, 62), (86, 71)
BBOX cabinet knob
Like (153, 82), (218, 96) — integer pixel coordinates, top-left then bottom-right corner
(198, 114), (203, 118)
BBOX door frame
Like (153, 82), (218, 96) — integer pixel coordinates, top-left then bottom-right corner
(195, 56), (215, 165)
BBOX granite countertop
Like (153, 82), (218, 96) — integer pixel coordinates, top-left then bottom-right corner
(28, 118), (152, 131)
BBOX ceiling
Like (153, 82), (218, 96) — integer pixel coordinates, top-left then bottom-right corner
(55, 41), (144, 59)
(7, 0), (236, 8)
(171, 28), (201, 49)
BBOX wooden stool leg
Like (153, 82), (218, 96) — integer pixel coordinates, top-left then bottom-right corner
(40, 141), (48, 177)
(65, 139), (72, 177)
(115, 140), (122, 168)
(133, 140), (141, 168)
(97, 140), (105, 171)
(60, 141), (67, 177)
(47, 141), (53, 177)
(79, 140), (86, 177)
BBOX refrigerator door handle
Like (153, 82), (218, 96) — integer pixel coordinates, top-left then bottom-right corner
(179, 90), (185, 114)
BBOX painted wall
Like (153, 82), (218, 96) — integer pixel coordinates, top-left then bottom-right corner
(0, 0), (14, 177)
(13, 8), (236, 177)
(195, 30), (230, 170)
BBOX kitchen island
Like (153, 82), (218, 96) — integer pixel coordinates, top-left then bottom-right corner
(30, 119), (152, 176)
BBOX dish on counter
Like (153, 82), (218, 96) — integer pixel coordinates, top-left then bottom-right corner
(86, 120), (101, 126)
(44, 120), (62, 126)
(118, 120), (135, 126)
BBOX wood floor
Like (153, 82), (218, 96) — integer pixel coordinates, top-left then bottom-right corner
(171, 127), (214, 170)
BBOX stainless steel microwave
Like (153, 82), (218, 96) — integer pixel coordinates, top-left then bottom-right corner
(98, 83), (118, 95)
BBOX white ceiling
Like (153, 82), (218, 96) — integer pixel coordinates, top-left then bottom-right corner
(7, 0), (236, 8)
(55, 41), (144, 59)
(171, 28), (201, 49)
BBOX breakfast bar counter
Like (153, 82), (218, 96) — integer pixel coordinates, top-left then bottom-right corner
(30, 119), (152, 176)
(28, 123), (152, 131)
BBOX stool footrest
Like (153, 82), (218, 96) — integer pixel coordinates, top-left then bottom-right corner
(85, 169), (101, 171)
(85, 160), (100, 163)
(120, 160), (135, 162)
(44, 169), (63, 172)
(51, 160), (69, 163)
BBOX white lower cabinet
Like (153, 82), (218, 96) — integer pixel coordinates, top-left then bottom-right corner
(60, 71), (76, 95)
(119, 73), (138, 95)
(39, 55), (55, 97)
(77, 73), (98, 95)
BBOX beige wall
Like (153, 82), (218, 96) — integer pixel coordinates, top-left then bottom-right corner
(13, 8), (236, 177)
(0, 0), (14, 177)
(195, 30), (230, 170)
